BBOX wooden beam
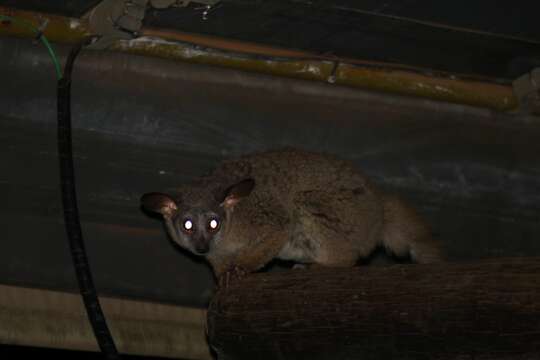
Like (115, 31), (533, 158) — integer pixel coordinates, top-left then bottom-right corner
(207, 258), (540, 360)
(0, 284), (211, 359)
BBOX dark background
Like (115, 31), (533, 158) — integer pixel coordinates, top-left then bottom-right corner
(0, 344), (174, 359)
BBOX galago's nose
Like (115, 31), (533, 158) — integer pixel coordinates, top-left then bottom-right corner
(194, 240), (209, 255)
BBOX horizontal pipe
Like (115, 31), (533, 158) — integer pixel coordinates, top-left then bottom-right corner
(0, 6), (518, 111)
(0, 284), (211, 359)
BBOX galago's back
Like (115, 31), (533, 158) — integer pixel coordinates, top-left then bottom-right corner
(207, 148), (380, 204)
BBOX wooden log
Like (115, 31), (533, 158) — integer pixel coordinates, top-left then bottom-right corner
(207, 258), (540, 360)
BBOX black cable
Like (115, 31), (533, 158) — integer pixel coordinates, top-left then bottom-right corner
(57, 38), (121, 359)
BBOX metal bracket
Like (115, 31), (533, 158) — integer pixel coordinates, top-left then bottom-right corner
(87, 0), (221, 49)
(512, 68), (540, 115)
(87, 0), (147, 49)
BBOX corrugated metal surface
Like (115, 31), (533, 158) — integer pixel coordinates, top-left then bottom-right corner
(1, 37), (540, 306)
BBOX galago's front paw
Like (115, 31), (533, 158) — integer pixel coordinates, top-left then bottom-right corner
(218, 265), (249, 289)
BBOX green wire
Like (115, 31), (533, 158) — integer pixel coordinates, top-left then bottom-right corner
(0, 14), (63, 79)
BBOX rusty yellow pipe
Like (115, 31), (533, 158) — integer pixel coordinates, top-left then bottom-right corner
(0, 7), (90, 42)
(0, 6), (518, 111)
(337, 66), (517, 111)
(112, 35), (337, 83)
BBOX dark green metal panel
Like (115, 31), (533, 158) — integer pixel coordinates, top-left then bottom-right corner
(2, 0), (540, 78)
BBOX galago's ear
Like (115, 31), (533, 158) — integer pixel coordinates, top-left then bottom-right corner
(140, 192), (178, 219)
(220, 179), (255, 210)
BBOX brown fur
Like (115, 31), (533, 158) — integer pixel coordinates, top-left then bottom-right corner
(143, 149), (443, 278)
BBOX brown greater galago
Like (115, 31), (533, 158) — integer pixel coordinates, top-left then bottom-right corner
(142, 149), (443, 284)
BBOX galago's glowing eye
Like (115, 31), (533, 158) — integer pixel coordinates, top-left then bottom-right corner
(208, 219), (219, 231)
(183, 219), (193, 231)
